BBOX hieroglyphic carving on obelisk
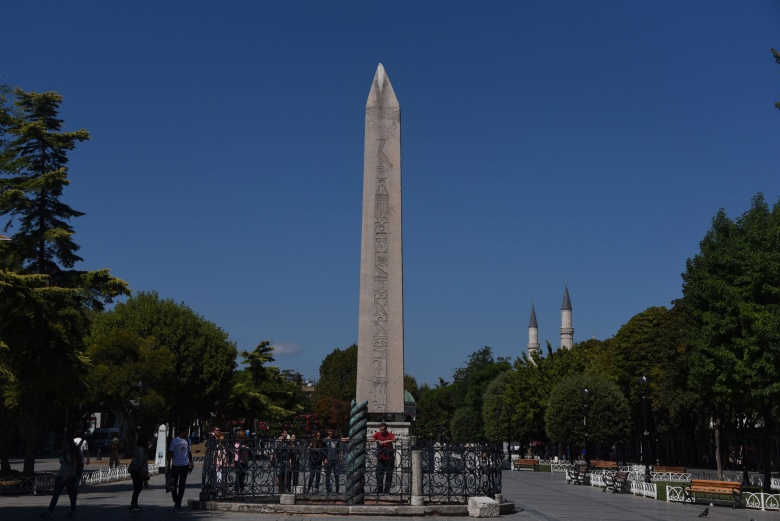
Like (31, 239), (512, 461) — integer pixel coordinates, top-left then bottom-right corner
(357, 64), (404, 414)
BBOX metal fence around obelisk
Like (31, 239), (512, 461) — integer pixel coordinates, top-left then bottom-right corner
(345, 399), (368, 505)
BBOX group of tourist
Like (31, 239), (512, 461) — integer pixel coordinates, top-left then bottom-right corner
(272, 427), (348, 494)
(272, 422), (397, 495)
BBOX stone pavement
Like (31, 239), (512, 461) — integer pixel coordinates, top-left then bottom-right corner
(2, 457), (776, 520)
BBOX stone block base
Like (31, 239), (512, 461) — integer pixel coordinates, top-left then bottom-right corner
(468, 496), (499, 518)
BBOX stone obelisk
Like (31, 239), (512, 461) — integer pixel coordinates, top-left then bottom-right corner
(356, 64), (404, 415)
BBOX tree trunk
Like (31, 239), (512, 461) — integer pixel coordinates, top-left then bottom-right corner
(714, 416), (722, 479)
(22, 416), (38, 476)
(0, 417), (14, 472)
(763, 415), (773, 494)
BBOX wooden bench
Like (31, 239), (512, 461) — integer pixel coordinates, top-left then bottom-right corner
(653, 465), (686, 474)
(683, 479), (742, 508)
(591, 460), (618, 471)
(0, 476), (36, 495)
(566, 464), (589, 485)
(602, 471), (630, 493)
(512, 458), (539, 471)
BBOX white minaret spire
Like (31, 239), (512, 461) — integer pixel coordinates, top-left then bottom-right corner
(560, 283), (574, 349)
(528, 301), (540, 361)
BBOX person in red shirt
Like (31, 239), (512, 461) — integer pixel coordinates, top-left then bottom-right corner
(371, 423), (395, 493)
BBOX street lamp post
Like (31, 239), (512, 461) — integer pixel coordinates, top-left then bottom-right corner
(640, 376), (650, 483)
(737, 407), (749, 486)
(580, 388), (589, 469)
(506, 405), (513, 463)
(137, 380), (145, 435)
(652, 407), (659, 466)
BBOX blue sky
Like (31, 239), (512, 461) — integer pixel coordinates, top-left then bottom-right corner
(2, 1), (779, 386)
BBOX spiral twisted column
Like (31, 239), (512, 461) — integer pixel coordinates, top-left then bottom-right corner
(345, 399), (368, 505)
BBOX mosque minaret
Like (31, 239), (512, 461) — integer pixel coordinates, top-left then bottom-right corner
(527, 284), (575, 359)
(560, 284), (574, 349)
(527, 301), (540, 359)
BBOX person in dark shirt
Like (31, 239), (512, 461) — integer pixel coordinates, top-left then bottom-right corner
(307, 431), (325, 492)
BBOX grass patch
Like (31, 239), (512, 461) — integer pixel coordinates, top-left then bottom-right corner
(653, 481), (687, 501)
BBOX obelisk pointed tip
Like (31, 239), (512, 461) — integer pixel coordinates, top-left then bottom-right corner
(367, 63), (398, 109)
(376, 63), (386, 94)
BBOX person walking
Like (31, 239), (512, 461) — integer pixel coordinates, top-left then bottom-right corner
(128, 433), (150, 512)
(371, 423), (396, 493)
(109, 437), (121, 469)
(41, 439), (80, 519)
(72, 431), (90, 501)
(167, 426), (193, 510)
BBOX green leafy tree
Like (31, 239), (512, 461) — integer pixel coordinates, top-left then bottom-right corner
(773, 48), (780, 110)
(225, 340), (304, 426)
(502, 340), (599, 454)
(481, 371), (513, 442)
(312, 344), (357, 402)
(0, 269), (96, 473)
(414, 381), (456, 440)
(0, 89), (129, 474)
(89, 291), (237, 425)
(86, 332), (175, 443)
(311, 344), (357, 432)
(679, 194), (780, 488)
(414, 347), (510, 440)
(448, 346), (511, 440)
(450, 407), (484, 441)
(545, 374), (631, 455)
(403, 374), (420, 401)
(607, 305), (700, 465)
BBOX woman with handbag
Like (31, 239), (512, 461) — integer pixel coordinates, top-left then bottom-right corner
(128, 433), (150, 512)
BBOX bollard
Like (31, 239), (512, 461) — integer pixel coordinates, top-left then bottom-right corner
(411, 450), (425, 506)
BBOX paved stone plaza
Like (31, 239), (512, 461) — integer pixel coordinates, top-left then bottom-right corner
(2, 457), (776, 520)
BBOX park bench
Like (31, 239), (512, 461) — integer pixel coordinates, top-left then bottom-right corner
(566, 464), (589, 485)
(653, 465), (686, 474)
(683, 479), (742, 508)
(0, 475), (37, 495)
(590, 460), (618, 472)
(513, 458), (539, 471)
(602, 471), (630, 493)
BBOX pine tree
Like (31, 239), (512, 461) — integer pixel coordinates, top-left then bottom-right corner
(0, 89), (89, 279)
(0, 88), (129, 474)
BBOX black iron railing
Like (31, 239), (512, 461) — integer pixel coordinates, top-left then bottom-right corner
(200, 437), (502, 504)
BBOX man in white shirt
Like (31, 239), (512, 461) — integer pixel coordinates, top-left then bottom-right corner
(167, 426), (193, 509)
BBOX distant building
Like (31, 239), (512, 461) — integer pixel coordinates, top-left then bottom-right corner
(300, 378), (316, 399)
